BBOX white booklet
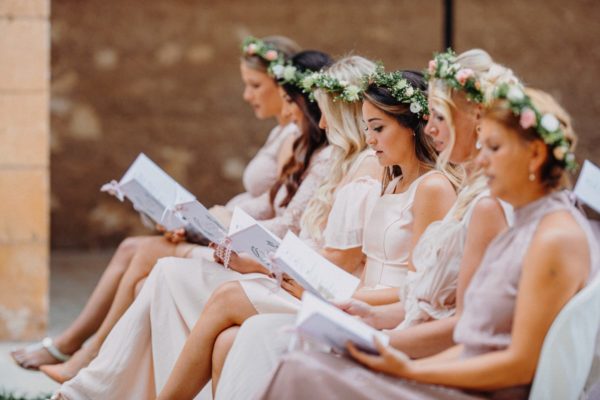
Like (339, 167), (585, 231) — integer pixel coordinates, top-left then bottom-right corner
(574, 160), (600, 214)
(175, 200), (228, 244)
(101, 153), (195, 230)
(296, 292), (392, 355)
(273, 232), (360, 301)
(227, 207), (281, 270)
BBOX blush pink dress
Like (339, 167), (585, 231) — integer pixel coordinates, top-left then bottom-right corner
(255, 191), (600, 400)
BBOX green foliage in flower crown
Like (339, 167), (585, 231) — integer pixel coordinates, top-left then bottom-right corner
(424, 49), (485, 104)
(299, 72), (363, 103)
(364, 66), (429, 118)
(495, 83), (577, 172)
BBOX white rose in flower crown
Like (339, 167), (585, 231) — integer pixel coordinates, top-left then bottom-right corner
(271, 64), (285, 79)
(410, 102), (422, 114)
(394, 79), (408, 90)
(301, 73), (318, 91)
(405, 86), (414, 97)
(553, 145), (568, 161)
(283, 66), (297, 81)
(344, 85), (361, 102)
(338, 80), (349, 87)
(506, 86), (525, 102)
(540, 113), (560, 132)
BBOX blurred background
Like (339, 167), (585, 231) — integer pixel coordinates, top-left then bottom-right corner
(0, 0), (599, 395)
(50, 0), (600, 248)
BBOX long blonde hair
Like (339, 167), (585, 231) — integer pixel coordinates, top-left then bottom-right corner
(300, 56), (377, 241)
(429, 49), (519, 219)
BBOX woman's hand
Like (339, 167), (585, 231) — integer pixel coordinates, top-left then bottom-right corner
(209, 243), (270, 275)
(347, 336), (412, 378)
(280, 274), (304, 299)
(156, 225), (186, 244)
(335, 298), (378, 328)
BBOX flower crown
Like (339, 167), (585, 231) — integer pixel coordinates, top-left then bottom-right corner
(300, 72), (363, 102)
(241, 36), (285, 66)
(494, 83), (577, 171)
(425, 49), (485, 103)
(363, 66), (429, 118)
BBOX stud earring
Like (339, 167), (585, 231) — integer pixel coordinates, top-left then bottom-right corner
(476, 141), (482, 150)
(529, 172), (536, 182)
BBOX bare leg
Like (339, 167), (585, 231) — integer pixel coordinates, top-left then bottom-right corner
(157, 282), (257, 400)
(11, 236), (145, 369)
(211, 326), (240, 396)
(41, 236), (178, 382)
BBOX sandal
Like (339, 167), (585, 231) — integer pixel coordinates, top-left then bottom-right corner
(11, 337), (71, 369)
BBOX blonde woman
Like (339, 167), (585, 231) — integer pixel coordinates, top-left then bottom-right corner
(214, 49), (518, 400)
(261, 86), (598, 400)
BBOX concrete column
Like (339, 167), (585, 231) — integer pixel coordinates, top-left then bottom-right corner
(0, 0), (50, 340)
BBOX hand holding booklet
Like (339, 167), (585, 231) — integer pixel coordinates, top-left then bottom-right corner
(101, 153), (195, 231)
(273, 232), (360, 301)
(296, 292), (393, 355)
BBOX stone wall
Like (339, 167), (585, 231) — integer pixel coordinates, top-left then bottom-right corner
(50, 0), (600, 248)
(0, 0), (50, 339)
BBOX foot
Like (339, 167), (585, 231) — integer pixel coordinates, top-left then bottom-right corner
(11, 339), (72, 370)
(40, 345), (99, 383)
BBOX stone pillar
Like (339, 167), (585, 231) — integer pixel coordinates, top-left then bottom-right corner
(0, 0), (50, 340)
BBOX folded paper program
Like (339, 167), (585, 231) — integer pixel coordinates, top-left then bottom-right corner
(100, 153), (195, 231)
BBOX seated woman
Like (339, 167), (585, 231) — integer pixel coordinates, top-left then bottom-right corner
(11, 35), (299, 375)
(50, 49), (334, 400)
(155, 66), (459, 399)
(257, 86), (599, 400)
(213, 48), (519, 400)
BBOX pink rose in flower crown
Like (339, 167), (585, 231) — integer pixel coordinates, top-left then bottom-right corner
(519, 107), (537, 130)
(265, 50), (278, 61)
(246, 43), (258, 55)
(455, 68), (474, 86)
(428, 60), (437, 74)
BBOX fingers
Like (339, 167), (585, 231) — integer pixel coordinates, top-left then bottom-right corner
(156, 224), (166, 233)
(346, 341), (379, 368)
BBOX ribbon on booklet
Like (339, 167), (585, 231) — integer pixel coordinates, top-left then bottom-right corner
(100, 180), (125, 201)
(215, 237), (233, 270)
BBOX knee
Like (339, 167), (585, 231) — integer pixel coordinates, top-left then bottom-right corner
(117, 236), (144, 258)
(208, 281), (244, 309)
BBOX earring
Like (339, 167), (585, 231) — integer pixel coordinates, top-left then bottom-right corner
(476, 140), (482, 150)
(529, 172), (536, 182)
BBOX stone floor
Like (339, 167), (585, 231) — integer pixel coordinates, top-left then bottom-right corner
(0, 250), (113, 397)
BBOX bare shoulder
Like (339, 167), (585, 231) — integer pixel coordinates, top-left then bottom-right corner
(471, 196), (507, 221)
(415, 172), (456, 199)
(527, 210), (589, 283)
(534, 210), (588, 252)
(349, 153), (382, 181)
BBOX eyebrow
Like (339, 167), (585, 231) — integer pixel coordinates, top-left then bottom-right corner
(367, 118), (382, 122)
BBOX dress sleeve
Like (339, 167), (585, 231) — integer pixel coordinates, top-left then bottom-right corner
(323, 176), (380, 250)
(261, 146), (333, 239)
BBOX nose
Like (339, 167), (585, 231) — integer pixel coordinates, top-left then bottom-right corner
(475, 147), (488, 169)
(424, 119), (437, 138)
(365, 130), (376, 146)
(318, 114), (327, 130)
(243, 86), (252, 102)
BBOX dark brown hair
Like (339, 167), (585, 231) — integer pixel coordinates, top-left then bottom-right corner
(269, 50), (333, 207)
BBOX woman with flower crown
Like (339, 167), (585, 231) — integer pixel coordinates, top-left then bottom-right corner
(26, 36), (304, 383)
(152, 61), (460, 399)
(50, 49), (335, 400)
(256, 88), (599, 399)
(210, 49), (517, 400)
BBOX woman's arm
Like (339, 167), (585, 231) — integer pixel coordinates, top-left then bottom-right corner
(409, 174), (457, 271)
(349, 211), (590, 390)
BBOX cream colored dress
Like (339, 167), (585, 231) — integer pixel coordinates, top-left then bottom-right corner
(54, 145), (332, 400)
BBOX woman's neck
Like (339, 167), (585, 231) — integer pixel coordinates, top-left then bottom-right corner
(276, 113), (293, 127)
(395, 159), (429, 193)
